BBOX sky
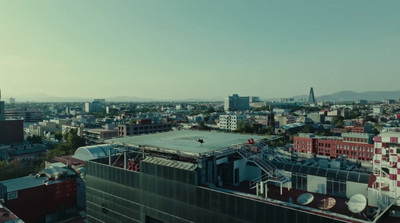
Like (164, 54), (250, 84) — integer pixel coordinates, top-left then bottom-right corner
(1, 0), (399, 100)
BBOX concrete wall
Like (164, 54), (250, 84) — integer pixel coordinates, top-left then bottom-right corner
(245, 165), (261, 181)
(233, 158), (247, 185)
(346, 181), (368, 198)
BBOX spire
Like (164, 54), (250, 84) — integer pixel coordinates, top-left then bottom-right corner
(308, 87), (316, 104)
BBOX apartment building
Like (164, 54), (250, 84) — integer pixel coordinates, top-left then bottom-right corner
(293, 132), (374, 161)
(118, 119), (172, 137)
(219, 114), (246, 131)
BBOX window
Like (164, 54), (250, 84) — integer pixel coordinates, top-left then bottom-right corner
(234, 168), (239, 184)
(101, 203), (109, 214)
(292, 173), (307, 190)
(327, 178), (346, 197)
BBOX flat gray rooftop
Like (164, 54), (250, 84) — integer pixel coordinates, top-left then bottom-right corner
(107, 130), (272, 155)
(1, 176), (47, 192)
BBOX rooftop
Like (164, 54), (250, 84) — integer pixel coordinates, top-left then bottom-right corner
(1, 176), (47, 192)
(106, 130), (273, 156)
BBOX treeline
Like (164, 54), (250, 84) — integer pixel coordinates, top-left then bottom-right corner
(234, 121), (274, 135)
(46, 129), (86, 158)
(0, 159), (45, 181)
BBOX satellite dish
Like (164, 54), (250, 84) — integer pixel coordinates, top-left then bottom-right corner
(347, 194), (367, 214)
(297, 193), (314, 205)
(318, 197), (336, 210)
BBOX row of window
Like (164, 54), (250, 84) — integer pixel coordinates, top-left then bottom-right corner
(343, 137), (368, 143)
(292, 174), (347, 197)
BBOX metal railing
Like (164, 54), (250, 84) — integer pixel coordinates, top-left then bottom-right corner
(237, 141), (291, 190)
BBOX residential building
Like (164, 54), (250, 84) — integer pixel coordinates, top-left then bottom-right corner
(224, 94), (250, 111)
(62, 125), (84, 137)
(219, 114), (246, 131)
(118, 119), (172, 137)
(373, 106), (384, 115)
(84, 127), (118, 144)
(308, 113), (325, 124)
(383, 99), (396, 104)
(293, 132), (374, 161)
(4, 108), (43, 122)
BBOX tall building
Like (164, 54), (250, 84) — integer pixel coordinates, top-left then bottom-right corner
(0, 90), (24, 144)
(84, 130), (400, 223)
(0, 93), (5, 121)
(224, 94), (250, 111)
(308, 87), (316, 104)
(85, 99), (105, 113)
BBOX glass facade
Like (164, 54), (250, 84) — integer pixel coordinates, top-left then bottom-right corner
(292, 173), (307, 191)
(326, 178), (346, 197)
(86, 160), (347, 223)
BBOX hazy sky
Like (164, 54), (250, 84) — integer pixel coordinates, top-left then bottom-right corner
(1, 1), (399, 100)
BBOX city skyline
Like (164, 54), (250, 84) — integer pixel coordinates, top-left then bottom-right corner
(1, 1), (399, 100)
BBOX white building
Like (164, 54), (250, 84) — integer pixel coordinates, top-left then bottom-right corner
(219, 114), (247, 131)
(373, 105), (384, 115)
(369, 132), (400, 209)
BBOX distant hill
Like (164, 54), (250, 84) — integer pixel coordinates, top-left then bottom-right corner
(292, 90), (400, 102)
(15, 93), (89, 102)
(14, 93), (155, 103)
(11, 90), (400, 103)
(11, 93), (222, 103)
(316, 91), (400, 102)
(105, 96), (156, 102)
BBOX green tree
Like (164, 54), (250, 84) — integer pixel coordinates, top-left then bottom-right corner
(54, 130), (63, 141)
(198, 121), (211, 130)
(332, 116), (345, 128)
(0, 161), (8, 181)
(365, 116), (378, 123)
(372, 128), (380, 136)
(47, 129), (86, 159)
(66, 130), (85, 150)
(300, 125), (315, 133)
(27, 135), (43, 144)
